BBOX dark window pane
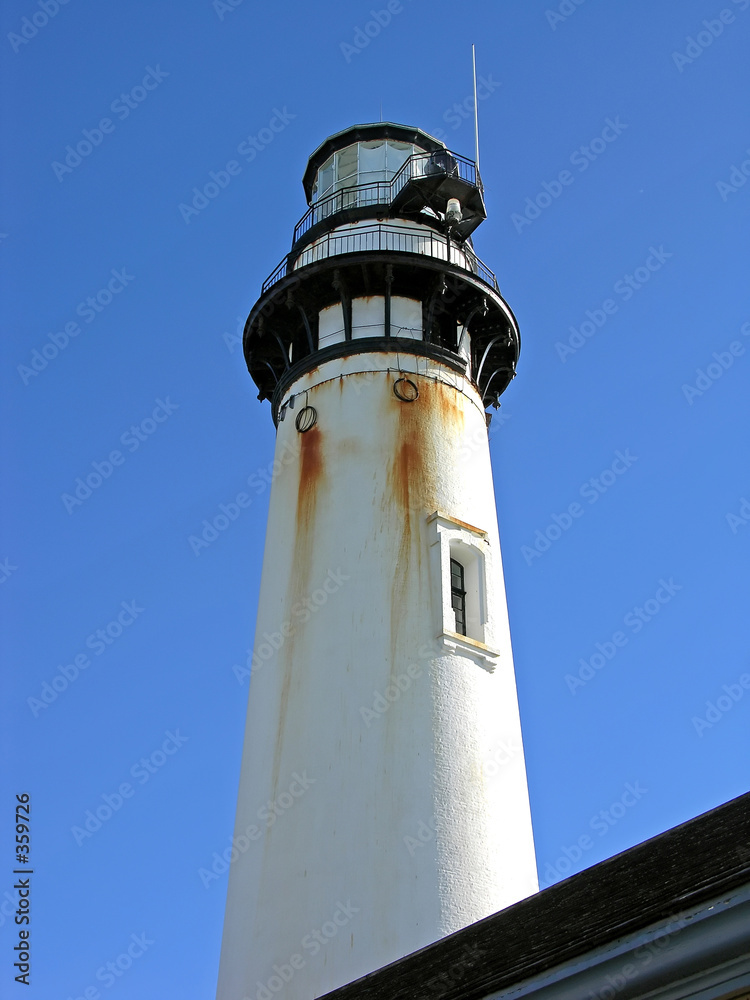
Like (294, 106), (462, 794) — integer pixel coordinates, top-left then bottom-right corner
(450, 558), (467, 636)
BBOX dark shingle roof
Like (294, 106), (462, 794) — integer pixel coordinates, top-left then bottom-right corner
(319, 791), (750, 1000)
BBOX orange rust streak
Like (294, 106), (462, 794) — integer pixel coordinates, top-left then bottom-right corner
(296, 426), (323, 529)
(269, 426), (324, 804)
(387, 381), (430, 688)
(386, 378), (466, 674)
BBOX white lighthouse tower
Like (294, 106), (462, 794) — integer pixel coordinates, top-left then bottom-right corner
(216, 123), (537, 1000)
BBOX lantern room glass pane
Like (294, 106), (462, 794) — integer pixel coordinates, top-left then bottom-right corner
(316, 155), (334, 201)
(335, 145), (358, 191)
(359, 141), (386, 185)
(312, 139), (426, 203)
(385, 141), (412, 179)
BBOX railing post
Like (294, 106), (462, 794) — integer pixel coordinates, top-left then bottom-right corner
(384, 264), (393, 338)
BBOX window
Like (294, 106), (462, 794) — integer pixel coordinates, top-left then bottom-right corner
(335, 144), (358, 192)
(314, 155), (335, 201)
(450, 558), (467, 635)
(358, 140), (386, 186)
(385, 140), (412, 179)
(427, 511), (501, 669)
(311, 141), (419, 203)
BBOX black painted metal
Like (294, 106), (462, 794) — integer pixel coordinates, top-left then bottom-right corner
(388, 149), (486, 238)
(271, 331), (290, 370)
(302, 122), (446, 203)
(245, 248), (519, 409)
(270, 336), (468, 424)
(393, 377), (419, 402)
(292, 146), (486, 256)
(458, 299), (488, 356)
(332, 269), (351, 341)
(243, 124), (520, 413)
(482, 365), (515, 408)
(263, 223), (498, 296)
(297, 304), (315, 353)
(295, 405), (317, 433)
(424, 276), (447, 345)
(293, 181), (393, 245)
(475, 333), (508, 386)
(384, 265), (393, 339)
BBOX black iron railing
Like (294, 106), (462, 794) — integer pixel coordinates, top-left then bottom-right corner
(261, 222), (498, 295)
(262, 256), (290, 291)
(293, 181), (393, 244)
(390, 149), (481, 201)
(292, 148), (483, 247)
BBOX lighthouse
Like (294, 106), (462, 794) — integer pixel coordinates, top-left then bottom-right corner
(216, 123), (538, 1000)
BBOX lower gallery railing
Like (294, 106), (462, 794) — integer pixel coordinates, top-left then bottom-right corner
(261, 223), (498, 293)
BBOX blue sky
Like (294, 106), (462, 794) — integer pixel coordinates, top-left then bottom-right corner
(2, 1), (749, 997)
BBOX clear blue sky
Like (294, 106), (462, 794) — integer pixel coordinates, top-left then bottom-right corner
(2, 1), (749, 996)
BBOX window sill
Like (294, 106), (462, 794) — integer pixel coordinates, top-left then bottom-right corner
(438, 630), (500, 671)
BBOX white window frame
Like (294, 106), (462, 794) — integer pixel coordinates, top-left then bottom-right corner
(427, 511), (501, 670)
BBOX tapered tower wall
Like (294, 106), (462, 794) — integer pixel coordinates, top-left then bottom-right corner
(216, 348), (537, 1000)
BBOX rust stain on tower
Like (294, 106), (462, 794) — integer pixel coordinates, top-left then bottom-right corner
(270, 423), (324, 804)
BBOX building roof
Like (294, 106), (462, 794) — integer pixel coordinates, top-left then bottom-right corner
(319, 791), (750, 1000)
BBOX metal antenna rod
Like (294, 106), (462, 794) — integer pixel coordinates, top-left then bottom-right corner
(472, 44), (480, 172)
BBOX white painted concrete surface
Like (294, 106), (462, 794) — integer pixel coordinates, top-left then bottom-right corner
(216, 347), (537, 1000)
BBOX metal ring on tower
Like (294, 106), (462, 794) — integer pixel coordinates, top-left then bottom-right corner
(295, 405), (318, 432)
(393, 377), (419, 402)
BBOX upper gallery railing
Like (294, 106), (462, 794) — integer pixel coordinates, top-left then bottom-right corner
(292, 148), (483, 246)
